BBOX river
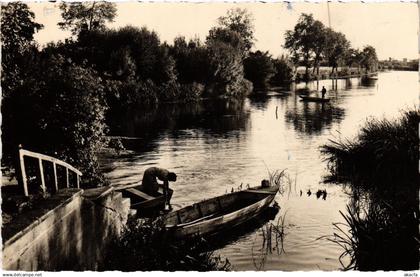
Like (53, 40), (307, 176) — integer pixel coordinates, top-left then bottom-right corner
(99, 71), (418, 271)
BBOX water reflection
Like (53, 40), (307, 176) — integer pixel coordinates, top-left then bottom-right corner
(330, 184), (419, 271)
(251, 208), (287, 270)
(360, 76), (378, 87)
(205, 204), (280, 252)
(99, 71), (418, 271)
(284, 98), (345, 135)
(108, 99), (250, 152)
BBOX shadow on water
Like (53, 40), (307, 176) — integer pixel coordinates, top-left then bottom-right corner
(204, 204), (281, 252)
(359, 76), (377, 88)
(250, 208), (288, 270)
(284, 97), (345, 135)
(107, 99), (250, 153)
(202, 203), (288, 271)
(326, 186), (419, 271)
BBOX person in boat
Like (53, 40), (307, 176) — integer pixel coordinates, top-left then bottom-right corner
(141, 167), (177, 201)
(321, 86), (327, 99)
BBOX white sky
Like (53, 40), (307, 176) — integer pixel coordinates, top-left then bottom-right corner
(28, 2), (419, 60)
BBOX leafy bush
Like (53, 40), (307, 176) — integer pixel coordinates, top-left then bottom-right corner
(179, 82), (205, 102)
(244, 51), (276, 90)
(2, 54), (108, 186)
(270, 57), (293, 85)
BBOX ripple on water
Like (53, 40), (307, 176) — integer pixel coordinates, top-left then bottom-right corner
(99, 72), (418, 271)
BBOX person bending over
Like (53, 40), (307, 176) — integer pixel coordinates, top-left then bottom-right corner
(141, 167), (177, 197)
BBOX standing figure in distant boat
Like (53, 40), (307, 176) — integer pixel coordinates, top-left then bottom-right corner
(321, 86), (327, 99)
(141, 167), (177, 208)
(322, 189), (327, 200)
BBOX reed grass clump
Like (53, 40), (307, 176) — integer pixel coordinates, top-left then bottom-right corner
(100, 217), (231, 271)
(321, 109), (419, 192)
(321, 109), (419, 271)
(330, 201), (419, 271)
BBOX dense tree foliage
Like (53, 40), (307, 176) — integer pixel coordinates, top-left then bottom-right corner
(244, 51), (276, 90)
(1, 3), (108, 186)
(58, 2), (117, 36)
(360, 45), (378, 72)
(217, 8), (255, 55)
(284, 13), (378, 80)
(206, 28), (252, 97)
(1, 3), (43, 93)
(284, 14), (320, 78)
(3, 51), (109, 186)
(169, 36), (210, 84)
(270, 56), (293, 86)
(323, 28), (350, 74)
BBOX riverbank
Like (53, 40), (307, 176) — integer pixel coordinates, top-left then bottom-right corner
(321, 109), (419, 270)
(2, 187), (131, 270)
(98, 71), (418, 270)
(292, 66), (377, 83)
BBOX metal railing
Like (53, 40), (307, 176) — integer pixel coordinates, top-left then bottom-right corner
(19, 148), (82, 196)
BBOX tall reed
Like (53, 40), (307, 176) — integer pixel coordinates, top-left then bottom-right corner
(321, 109), (419, 270)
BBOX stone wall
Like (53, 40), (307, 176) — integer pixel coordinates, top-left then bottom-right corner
(2, 187), (131, 271)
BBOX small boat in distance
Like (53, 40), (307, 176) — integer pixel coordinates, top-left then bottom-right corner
(299, 95), (330, 103)
(164, 182), (280, 238)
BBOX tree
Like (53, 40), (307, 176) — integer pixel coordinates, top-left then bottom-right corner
(244, 51), (276, 90)
(1, 3), (43, 93)
(58, 2), (117, 36)
(1, 3), (43, 53)
(284, 14), (323, 80)
(170, 36), (210, 84)
(39, 56), (108, 185)
(344, 48), (359, 68)
(323, 28), (350, 74)
(360, 45), (378, 73)
(206, 29), (252, 97)
(271, 55), (293, 85)
(311, 20), (327, 75)
(207, 27), (245, 53)
(217, 8), (255, 55)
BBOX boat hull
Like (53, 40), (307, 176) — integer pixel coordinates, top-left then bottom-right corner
(299, 95), (330, 103)
(165, 185), (279, 238)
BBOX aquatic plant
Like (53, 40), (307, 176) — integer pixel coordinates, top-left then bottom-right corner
(252, 209), (287, 270)
(101, 217), (231, 271)
(267, 169), (287, 195)
(321, 109), (419, 270)
(321, 109), (419, 191)
(329, 199), (419, 271)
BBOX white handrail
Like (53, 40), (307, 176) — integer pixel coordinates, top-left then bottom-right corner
(19, 148), (82, 196)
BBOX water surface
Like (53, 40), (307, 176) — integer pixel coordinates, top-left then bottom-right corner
(99, 71), (418, 271)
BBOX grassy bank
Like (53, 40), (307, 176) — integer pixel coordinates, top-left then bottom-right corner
(321, 109), (419, 270)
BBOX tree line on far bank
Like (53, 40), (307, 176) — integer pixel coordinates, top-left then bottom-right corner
(1, 2), (291, 186)
(285, 13), (378, 82)
(0, 2), (377, 186)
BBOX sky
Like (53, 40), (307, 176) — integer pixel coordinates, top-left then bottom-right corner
(28, 1), (419, 60)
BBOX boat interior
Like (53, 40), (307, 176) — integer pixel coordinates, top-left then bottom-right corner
(165, 189), (270, 227)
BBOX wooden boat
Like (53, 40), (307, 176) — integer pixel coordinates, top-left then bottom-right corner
(164, 184), (279, 238)
(114, 183), (173, 211)
(299, 95), (330, 103)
